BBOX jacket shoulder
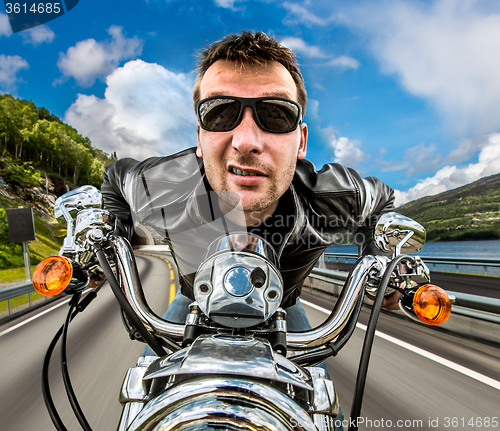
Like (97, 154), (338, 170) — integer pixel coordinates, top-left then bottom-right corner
(104, 147), (201, 186)
(293, 158), (394, 221)
(293, 158), (363, 196)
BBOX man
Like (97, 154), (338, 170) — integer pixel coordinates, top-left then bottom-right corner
(103, 30), (398, 431)
(102, 31), (397, 322)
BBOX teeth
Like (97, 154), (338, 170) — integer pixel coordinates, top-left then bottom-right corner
(232, 168), (258, 176)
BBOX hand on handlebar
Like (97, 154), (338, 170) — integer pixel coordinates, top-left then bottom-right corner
(365, 289), (401, 310)
(366, 261), (407, 311)
(87, 271), (106, 290)
(379, 289), (401, 310)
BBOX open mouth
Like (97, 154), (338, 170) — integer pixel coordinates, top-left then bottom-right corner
(230, 167), (264, 177)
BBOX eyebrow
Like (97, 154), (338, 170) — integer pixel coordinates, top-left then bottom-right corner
(262, 91), (293, 98)
(203, 91), (294, 99)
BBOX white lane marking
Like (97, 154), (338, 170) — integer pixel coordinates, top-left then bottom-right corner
(301, 298), (500, 391)
(0, 297), (72, 337)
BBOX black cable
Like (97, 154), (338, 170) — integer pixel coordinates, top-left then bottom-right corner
(42, 325), (68, 431)
(348, 254), (407, 431)
(290, 293), (364, 367)
(60, 294), (93, 431)
(331, 290), (365, 354)
(290, 345), (334, 367)
(93, 243), (168, 357)
(42, 291), (99, 431)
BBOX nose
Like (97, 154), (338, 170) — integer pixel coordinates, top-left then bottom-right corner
(231, 107), (263, 154)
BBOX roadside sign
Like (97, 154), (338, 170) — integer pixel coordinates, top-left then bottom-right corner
(6, 208), (36, 242)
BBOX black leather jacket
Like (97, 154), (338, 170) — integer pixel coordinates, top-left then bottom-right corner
(102, 147), (394, 307)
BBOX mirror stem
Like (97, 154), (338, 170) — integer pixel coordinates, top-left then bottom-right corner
(394, 231), (414, 258)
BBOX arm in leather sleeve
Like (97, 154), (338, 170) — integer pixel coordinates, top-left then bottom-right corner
(355, 176), (395, 256)
(101, 158), (140, 241)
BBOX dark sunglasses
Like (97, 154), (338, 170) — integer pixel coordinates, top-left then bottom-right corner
(197, 96), (302, 133)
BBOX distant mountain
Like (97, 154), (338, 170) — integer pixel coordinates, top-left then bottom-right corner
(396, 173), (500, 241)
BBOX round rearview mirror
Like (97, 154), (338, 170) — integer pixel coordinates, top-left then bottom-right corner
(55, 185), (103, 226)
(374, 212), (426, 255)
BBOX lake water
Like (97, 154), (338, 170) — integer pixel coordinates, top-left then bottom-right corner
(326, 240), (500, 276)
(327, 239), (500, 259)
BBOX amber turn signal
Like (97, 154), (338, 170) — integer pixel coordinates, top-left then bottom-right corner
(413, 284), (451, 325)
(33, 256), (73, 296)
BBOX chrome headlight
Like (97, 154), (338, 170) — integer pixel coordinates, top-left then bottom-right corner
(193, 233), (283, 328)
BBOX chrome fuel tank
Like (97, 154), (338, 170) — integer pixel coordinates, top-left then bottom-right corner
(119, 335), (338, 431)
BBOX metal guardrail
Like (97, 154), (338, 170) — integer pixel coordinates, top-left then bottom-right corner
(418, 256), (500, 268)
(0, 282), (52, 318)
(308, 267), (500, 324)
(324, 252), (500, 275)
(0, 282), (34, 302)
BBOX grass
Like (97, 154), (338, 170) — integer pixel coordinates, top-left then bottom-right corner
(0, 219), (62, 282)
(0, 265), (37, 285)
(0, 209), (64, 318)
(29, 218), (64, 263)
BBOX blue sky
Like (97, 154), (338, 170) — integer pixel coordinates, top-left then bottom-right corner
(2, 0), (500, 206)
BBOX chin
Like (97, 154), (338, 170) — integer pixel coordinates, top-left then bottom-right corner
(242, 199), (275, 213)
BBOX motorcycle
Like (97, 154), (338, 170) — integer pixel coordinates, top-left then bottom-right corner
(33, 185), (452, 431)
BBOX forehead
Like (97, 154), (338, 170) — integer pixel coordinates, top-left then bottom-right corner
(200, 60), (298, 100)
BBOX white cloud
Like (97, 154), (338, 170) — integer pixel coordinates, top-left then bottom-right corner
(326, 55), (360, 70)
(282, 2), (345, 26)
(280, 36), (360, 69)
(21, 25), (55, 45)
(57, 26), (143, 87)
(328, 133), (367, 168)
(311, 101), (366, 168)
(307, 99), (320, 122)
(65, 60), (197, 160)
(214, 0), (243, 9)
(0, 13), (11, 37)
(0, 55), (29, 93)
(280, 37), (328, 59)
(446, 135), (486, 164)
(403, 142), (441, 177)
(395, 133), (500, 206)
(347, 0), (500, 135)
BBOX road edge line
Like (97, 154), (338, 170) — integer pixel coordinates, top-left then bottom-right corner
(300, 298), (500, 391)
(0, 297), (71, 337)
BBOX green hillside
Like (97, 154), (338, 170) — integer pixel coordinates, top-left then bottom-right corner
(0, 93), (114, 275)
(396, 173), (500, 241)
(1, 94), (113, 187)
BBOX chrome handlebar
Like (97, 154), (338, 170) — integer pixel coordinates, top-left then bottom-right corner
(286, 255), (386, 350)
(111, 235), (389, 351)
(55, 187), (426, 354)
(112, 236), (185, 341)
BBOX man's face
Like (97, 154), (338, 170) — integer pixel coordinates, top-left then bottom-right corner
(196, 60), (308, 224)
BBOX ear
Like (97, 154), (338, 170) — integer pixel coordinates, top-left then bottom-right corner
(196, 124), (203, 157)
(297, 123), (308, 160)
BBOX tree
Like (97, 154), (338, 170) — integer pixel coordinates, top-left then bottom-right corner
(0, 93), (114, 189)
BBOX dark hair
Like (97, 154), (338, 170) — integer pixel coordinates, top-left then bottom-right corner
(193, 31), (307, 115)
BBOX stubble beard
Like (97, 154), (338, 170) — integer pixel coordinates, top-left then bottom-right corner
(204, 156), (297, 215)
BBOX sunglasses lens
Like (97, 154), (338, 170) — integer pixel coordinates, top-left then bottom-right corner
(256, 99), (300, 132)
(199, 98), (241, 131)
(198, 97), (301, 132)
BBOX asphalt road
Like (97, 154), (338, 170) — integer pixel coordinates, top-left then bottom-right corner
(1, 251), (499, 431)
(0, 253), (170, 431)
(301, 290), (500, 430)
